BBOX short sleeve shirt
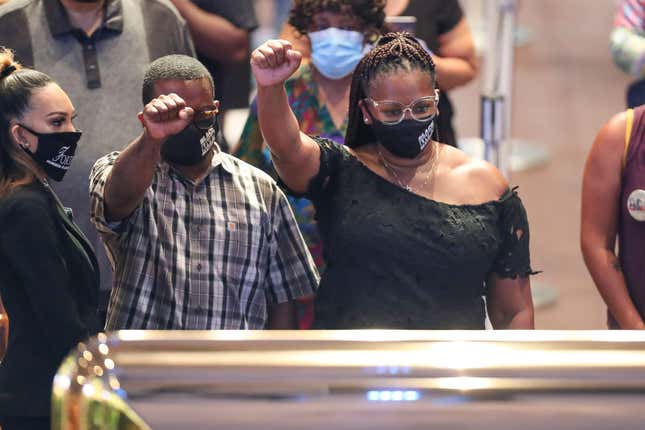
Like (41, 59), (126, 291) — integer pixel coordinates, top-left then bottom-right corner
(89, 148), (319, 330)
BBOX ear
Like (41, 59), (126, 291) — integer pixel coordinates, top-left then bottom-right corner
(358, 99), (372, 125)
(213, 99), (220, 113)
(9, 123), (31, 151)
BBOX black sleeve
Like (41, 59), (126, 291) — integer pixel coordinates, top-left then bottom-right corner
(437, 0), (464, 35)
(0, 194), (88, 359)
(276, 136), (348, 204)
(490, 189), (537, 279)
(192, 0), (259, 30)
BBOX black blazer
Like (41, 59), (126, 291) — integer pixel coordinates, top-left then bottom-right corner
(0, 181), (100, 418)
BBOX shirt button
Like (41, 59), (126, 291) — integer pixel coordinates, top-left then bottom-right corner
(196, 263), (203, 271)
(88, 64), (96, 70)
(87, 44), (94, 50)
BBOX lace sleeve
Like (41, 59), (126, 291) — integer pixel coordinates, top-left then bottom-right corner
(490, 188), (539, 278)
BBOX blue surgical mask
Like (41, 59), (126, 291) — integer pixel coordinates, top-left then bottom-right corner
(309, 27), (364, 80)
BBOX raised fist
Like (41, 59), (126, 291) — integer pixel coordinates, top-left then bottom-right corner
(251, 40), (302, 87)
(138, 93), (194, 141)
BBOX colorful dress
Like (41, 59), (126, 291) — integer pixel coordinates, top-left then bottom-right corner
(236, 64), (347, 270)
(236, 64), (346, 328)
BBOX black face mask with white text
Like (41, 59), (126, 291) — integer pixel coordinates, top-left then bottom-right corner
(19, 124), (81, 182)
(161, 119), (219, 166)
(370, 116), (436, 159)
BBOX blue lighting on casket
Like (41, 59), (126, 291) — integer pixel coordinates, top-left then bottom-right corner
(366, 390), (421, 402)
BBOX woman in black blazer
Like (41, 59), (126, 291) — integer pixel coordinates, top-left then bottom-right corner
(0, 49), (100, 430)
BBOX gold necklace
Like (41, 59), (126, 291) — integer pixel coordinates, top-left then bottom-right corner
(377, 144), (437, 193)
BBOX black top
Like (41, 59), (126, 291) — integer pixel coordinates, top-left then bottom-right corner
(0, 182), (100, 418)
(400, 0), (464, 148)
(286, 138), (533, 329)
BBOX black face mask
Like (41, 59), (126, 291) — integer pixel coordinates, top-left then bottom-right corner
(161, 117), (219, 166)
(19, 124), (82, 182)
(370, 116), (436, 159)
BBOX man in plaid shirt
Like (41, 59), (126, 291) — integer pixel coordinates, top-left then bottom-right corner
(90, 55), (318, 330)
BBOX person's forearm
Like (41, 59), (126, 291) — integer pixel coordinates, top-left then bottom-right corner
(169, 0), (248, 63)
(433, 55), (478, 90)
(490, 303), (534, 329)
(501, 308), (534, 329)
(583, 247), (645, 329)
(256, 84), (303, 164)
(267, 301), (297, 329)
(104, 133), (162, 221)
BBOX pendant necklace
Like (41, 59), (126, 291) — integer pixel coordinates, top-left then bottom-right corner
(377, 144), (437, 193)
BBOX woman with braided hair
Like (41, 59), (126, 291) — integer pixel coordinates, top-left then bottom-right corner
(251, 33), (535, 329)
(238, 0), (387, 328)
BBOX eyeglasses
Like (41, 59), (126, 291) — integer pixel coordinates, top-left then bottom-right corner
(364, 95), (438, 125)
(193, 106), (218, 130)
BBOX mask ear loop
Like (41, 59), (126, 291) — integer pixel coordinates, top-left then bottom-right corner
(15, 123), (38, 151)
(431, 89), (440, 142)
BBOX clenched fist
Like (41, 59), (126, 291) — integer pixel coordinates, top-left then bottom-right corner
(138, 93), (194, 141)
(251, 40), (302, 87)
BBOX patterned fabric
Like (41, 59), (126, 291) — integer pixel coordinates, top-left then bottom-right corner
(611, 0), (645, 76)
(615, 0), (645, 28)
(236, 64), (347, 269)
(89, 148), (318, 330)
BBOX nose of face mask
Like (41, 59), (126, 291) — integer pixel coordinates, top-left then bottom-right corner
(309, 27), (365, 80)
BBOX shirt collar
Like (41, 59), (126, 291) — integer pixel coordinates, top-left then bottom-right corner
(43, 0), (124, 38)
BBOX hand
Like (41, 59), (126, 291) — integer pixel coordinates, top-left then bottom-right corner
(251, 40), (302, 87)
(138, 93), (194, 141)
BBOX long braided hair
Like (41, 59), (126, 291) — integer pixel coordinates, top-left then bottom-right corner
(345, 32), (437, 148)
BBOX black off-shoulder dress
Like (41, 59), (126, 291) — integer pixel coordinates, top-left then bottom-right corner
(282, 137), (535, 329)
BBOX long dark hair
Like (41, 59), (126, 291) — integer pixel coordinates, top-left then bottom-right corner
(0, 47), (54, 196)
(345, 33), (437, 148)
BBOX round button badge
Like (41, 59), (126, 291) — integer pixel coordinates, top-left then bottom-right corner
(627, 189), (645, 221)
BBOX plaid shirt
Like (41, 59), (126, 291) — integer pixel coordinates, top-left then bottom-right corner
(90, 149), (318, 330)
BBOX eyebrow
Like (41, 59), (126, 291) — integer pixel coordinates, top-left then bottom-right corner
(45, 111), (76, 117)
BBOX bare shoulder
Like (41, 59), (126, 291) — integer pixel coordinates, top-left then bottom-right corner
(588, 110), (628, 162)
(438, 144), (508, 203)
(582, 111), (628, 196)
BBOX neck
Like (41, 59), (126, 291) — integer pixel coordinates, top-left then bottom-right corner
(377, 140), (436, 170)
(19, 149), (49, 183)
(60, 0), (105, 35)
(169, 149), (214, 183)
